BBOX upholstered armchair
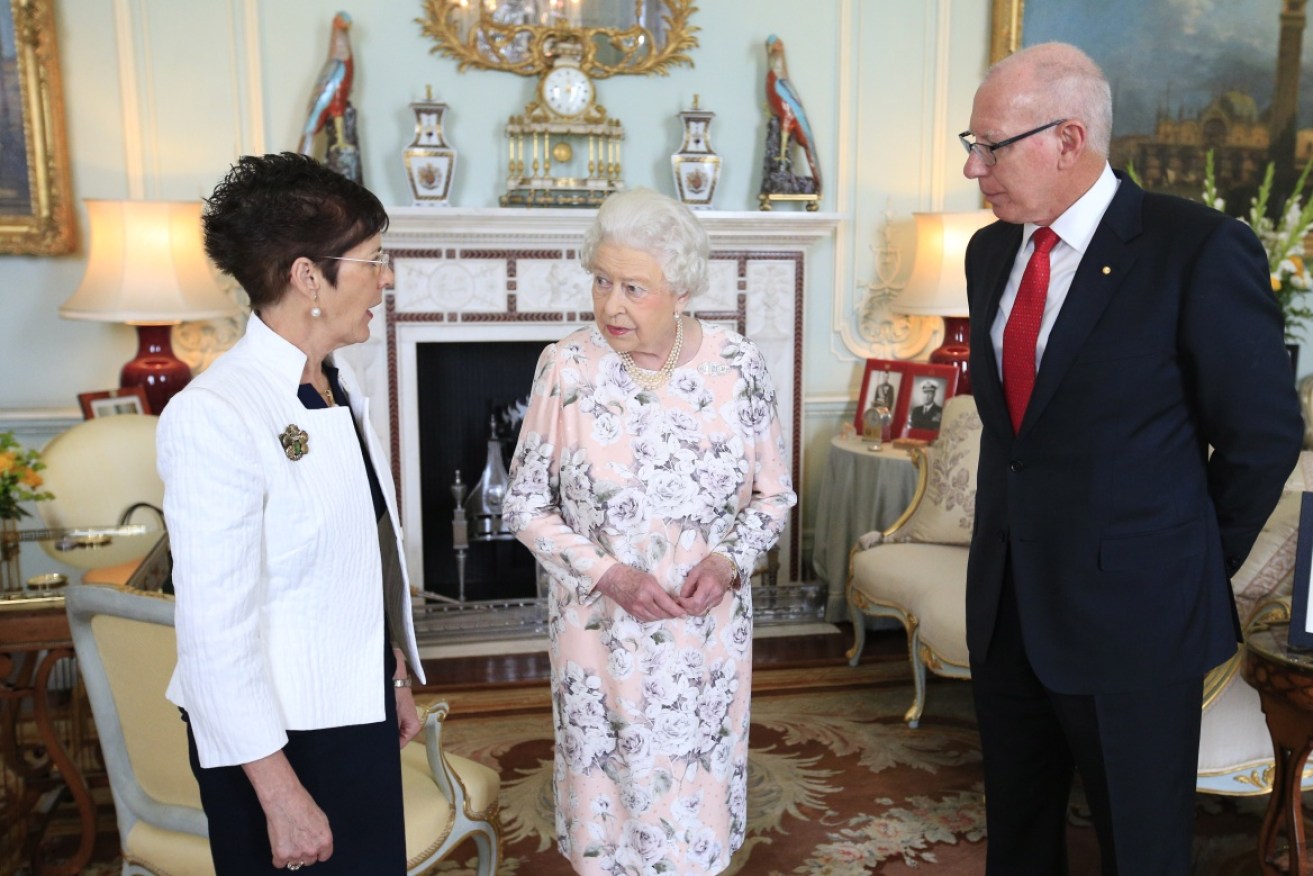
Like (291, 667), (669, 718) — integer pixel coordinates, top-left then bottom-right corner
(65, 581), (503, 875)
(37, 414), (164, 581)
(845, 394), (980, 728)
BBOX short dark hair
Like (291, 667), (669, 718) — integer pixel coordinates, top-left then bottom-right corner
(202, 153), (389, 310)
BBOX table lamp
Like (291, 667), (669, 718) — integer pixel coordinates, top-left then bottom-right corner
(896, 210), (995, 394)
(60, 200), (238, 413)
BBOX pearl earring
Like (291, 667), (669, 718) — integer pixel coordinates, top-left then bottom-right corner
(310, 294), (321, 318)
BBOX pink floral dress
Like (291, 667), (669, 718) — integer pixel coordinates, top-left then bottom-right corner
(504, 321), (796, 875)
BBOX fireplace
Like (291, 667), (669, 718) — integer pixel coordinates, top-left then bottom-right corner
(337, 207), (838, 608)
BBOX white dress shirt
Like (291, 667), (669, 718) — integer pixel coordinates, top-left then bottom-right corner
(991, 162), (1120, 377)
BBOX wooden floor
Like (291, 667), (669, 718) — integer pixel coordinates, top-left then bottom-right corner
(416, 621), (905, 692)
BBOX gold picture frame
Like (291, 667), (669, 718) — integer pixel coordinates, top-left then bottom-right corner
(1, 0), (75, 255)
(989, 0), (1023, 63)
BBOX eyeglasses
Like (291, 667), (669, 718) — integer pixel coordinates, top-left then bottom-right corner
(958, 119), (1067, 166)
(319, 252), (391, 272)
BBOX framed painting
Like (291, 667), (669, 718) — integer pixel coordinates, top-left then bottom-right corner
(854, 358), (903, 434)
(78, 387), (151, 419)
(0, 0), (76, 254)
(990, 0), (1313, 209)
(895, 362), (959, 442)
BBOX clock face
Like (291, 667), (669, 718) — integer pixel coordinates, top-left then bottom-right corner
(542, 65), (593, 117)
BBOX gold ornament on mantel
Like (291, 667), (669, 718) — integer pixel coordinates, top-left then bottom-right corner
(501, 36), (624, 207)
(417, 0), (700, 79)
(417, 1), (701, 207)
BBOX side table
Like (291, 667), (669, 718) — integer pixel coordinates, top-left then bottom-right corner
(811, 436), (917, 619)
(1243, 622), (1313, 875)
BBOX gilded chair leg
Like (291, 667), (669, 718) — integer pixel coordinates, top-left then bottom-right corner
(846, 598), (866, 667)
(905, 626), (926, 729)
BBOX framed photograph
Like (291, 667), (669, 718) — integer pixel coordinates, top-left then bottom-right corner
(0, 0), (76, 254)
(854, 358), (904, 433)
(895, 363), (960, 442)
(78, 387), (151, 419)
(990, 0), (1308, 208)
(1289, 492), (1313, 649)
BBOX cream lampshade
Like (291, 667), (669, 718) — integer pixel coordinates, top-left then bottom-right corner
(897, 210), (996, 394)
(61, 200), (238, 413)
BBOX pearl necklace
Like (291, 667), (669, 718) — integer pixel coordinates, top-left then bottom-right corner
(619, 317), (684, 390)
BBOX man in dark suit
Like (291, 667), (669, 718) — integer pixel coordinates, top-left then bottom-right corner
(961, 43), (1303, 873)
(908, 380), (943, 429)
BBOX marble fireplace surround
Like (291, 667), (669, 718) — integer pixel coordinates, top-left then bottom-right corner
(339, 207), (841, 595)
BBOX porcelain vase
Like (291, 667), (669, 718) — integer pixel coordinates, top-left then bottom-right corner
(403, 87), (457, 206)
(671, 96), (721, 210)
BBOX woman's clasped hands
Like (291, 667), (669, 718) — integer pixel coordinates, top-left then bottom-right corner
(597, 553), (738, 622)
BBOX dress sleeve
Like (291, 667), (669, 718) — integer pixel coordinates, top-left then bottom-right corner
(504, 343), (618, 604)
(712, 341), (798, 583)
(156, 388), (287, 767)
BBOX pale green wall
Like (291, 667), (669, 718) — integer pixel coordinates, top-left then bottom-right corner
(0, 0), (1000, 573)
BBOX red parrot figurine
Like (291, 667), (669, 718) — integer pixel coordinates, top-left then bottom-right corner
(298, 12), (354, 156)
(765, 34), (821, 191)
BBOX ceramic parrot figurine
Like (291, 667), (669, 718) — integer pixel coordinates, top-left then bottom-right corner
(765, 34), (821, 189)
(298, 12), (354, 156)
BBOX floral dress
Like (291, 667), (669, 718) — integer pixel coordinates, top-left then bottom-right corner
(504, 321), (797, 875)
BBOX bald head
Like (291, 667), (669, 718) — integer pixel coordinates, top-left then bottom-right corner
(986, 42), (1112, 158)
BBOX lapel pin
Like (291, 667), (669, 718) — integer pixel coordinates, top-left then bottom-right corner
(1102, 266), (1112, 275)
(280, 424), (309, 461)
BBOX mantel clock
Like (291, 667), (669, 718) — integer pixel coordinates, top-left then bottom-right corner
(502, 39), (623, 207)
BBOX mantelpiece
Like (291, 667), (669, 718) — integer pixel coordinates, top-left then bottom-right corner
(334, 206), (841, 596)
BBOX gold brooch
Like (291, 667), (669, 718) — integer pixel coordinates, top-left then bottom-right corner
(280, 424), (309, 461)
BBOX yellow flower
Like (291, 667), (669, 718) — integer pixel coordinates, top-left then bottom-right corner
(1273, 275), (1283, 292)
(0, 452), (14, 475)
(20, 468), (43, 488)
(1294, 256), (1306, 274)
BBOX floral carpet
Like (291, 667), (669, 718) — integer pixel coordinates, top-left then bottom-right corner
(425, 665), (1277, 875)
(56, 661), (1284, 874)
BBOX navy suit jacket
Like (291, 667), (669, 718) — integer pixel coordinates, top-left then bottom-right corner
(965, 172), (1304, 695)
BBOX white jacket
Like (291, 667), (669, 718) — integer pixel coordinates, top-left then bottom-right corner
(157, 314), (424, 768)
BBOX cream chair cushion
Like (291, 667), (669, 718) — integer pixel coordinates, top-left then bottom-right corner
(94, 614), (200, 810)
(398, 743), (500, 866)
(850, 542), (969, 667)
(903, 396), (981, 546)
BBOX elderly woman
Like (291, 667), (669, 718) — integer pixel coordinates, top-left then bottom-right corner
(504, 188), (796, 874)
(156, 153), (424, 874)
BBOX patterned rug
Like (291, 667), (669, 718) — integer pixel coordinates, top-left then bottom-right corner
(57, 662), (1282, 874)
(425, 665), (1277, 875)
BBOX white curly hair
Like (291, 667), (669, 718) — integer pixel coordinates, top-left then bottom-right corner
(580, 187), (710, 298)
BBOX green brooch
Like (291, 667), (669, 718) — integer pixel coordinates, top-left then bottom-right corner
(280, 424), (309, 461)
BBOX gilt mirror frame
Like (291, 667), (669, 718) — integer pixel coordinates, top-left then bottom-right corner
(1, 0), (76, 255)
(417, 0), (699, 78)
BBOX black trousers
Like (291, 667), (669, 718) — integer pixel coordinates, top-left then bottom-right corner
(970, 571), (1202, 875)
(183, 649), (405, 875)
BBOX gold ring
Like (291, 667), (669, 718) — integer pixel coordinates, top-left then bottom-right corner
(288, 865), (303, 871)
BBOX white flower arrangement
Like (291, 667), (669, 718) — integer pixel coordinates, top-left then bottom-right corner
(1202, 150), (1313, 342)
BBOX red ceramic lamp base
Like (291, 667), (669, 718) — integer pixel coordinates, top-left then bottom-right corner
(929, 315), (972, 395)
(121, 324), (191, 414)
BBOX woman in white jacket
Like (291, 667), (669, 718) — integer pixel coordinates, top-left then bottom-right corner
(156, 152), (424, 874)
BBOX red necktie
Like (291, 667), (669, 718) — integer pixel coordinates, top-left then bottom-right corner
(1003, 226), (1059, 433)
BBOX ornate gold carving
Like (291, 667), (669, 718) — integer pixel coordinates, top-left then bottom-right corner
(418, 0), (699, 79)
